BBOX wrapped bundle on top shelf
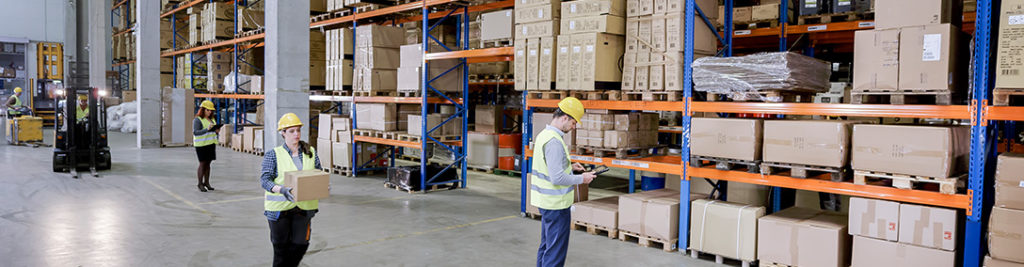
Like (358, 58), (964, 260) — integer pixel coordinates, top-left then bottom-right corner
(692, 52), (831, 102)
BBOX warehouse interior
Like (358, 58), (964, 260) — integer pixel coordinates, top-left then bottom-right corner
(0, 0), (1022, 266)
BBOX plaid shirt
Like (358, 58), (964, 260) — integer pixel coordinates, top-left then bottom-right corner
(260, 145), (322, 221)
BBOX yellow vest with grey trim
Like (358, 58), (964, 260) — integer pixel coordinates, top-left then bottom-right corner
(265, 146), (319, 211)
(193, 117), (217, 147)
(9, 95), (22, 115)
(76, 105), (89, 121)
(530, 128), (575, 210)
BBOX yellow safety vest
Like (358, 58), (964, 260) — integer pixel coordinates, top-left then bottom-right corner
(265, 146), (319, 211)
(193, 117), (218, 147)
(530, 128), (576, 210)
(9, 95), (21, 115)
(76, 105), (89, 121)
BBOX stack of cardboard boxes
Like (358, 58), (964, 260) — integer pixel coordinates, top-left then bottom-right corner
(848, 197), (958, 267)
(852, 0), (963, 99)
(176, 54), (208, 90)
(554, 0), (626, 91)
(353, 25), (404, 93)
(514, 0), (561, 90)
(467, 105), (504, 169)
(205, 51), (232, 93)
(200, 2), (235, 43)
(620, 190), (707, 243)
(851, 125), (969, 180)
(470, 11), (513, 76)
(572, 196), (620, 232)
(160, 88), (195, 147)
(577, 112), (658, 149)
(326, 28), (353, 92)
(396, 44), (462, 94)
(987, 153), (1024, 266)
(689, 198), (765, 263)
(621, 0), (716, 92)
(310, 31), (327, 88)
(757, 207), (850, 267)
(995, 0), (1024, 104)
(690, 118), (763, 163)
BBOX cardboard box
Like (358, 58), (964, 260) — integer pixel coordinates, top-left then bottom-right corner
(617, 189), (680, 234)
(475, 105), (503, 133)
(515, 2), (560, 23)
(354, 25), (405, 48)
(480, 10), (514, 41)
(757, 208), (851, 267)
(853, 28), (901, 92)
(848, 197), (900, 241)
(282, 170), (330, 202)
(354, 68), (398, 92)
(160, 88), (195, 145)
(640, 112), (658, 130)
(354, 47), (401, 69)
(996, 0), (1024, 90)
(318, 113), (341, 139)
(317, 138), (333, 169)
(538, 36), (557, 90)
(990, 207), (1024, 263)
(615, 113), (640, 131)
(526, 38), (541, 90)
(331, 117), (350, 132)
(407, 114), (443, 136)
(691, 118), (763, 162)
(571, 196), (620, 230)
(666, 0), (713, 14)
(531, 112), (575, 147)
(575, 129), (602, 147)
(574, 33), (626, 90)
(851, 235), (955, 267)
(468, 132), (499, 168)
(242, 126), (263, 152)
(562, 0), (626, 18)
(526, 173), (589, 214)
(898, 203), (958, 251)
(515, 20), (560, 39)
(751, 4), (779, 21)
(217, 123), (234, 145)
(514, 40), (528, 91)
(603, 130), (636, 148)
(644, 196), (681, 241)
(560, 15), (626, 35)
(582, 113), (615, 130)
(762, 120), (853, 168)
(995, 153), (1024, 210)
(851, 124), (969, 178)
(638, 0), (653, 15)
(231, 133), (243, 150)
(898, 24), (961, 92)
(555, 35), (573, 89)
(733, 7), (752, 23)
(355, 103), (397, 131)
(875, 0), (961, 29)
(986, 256), (1024, 267)
(689, 199), (765, 262)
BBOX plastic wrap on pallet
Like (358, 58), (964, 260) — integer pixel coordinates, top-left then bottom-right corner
(692, 52), (832, 102)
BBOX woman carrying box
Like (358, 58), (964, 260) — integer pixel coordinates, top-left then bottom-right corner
(260, 112), (324, 267)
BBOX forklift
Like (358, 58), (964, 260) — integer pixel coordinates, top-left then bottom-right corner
(52, 73), (111, 178)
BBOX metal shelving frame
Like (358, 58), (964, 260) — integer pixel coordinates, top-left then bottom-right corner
(520, 0), (1016, 266)
(111, 0), (132, 94)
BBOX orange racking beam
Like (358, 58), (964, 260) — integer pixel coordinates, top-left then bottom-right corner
(161, 33), (266, 57)
(160, 0), (206, 18)
(987, 106), (1024, 121)
(309, 0), (459, 28)
(354, 96), (463, 104)
(194, 93), (265, 100)
(690, 102), (971, 119)
(524, 149), (684, 175)
(527, 99), (684, 112)
(112, 60), (135, 67)
(112, 0), (128, 11)
(425, 47), (514, 60)
(355, 135), (461, 149)
(687, 167), (970, 210)
(390, 0), (515, 25)
(113, 28), (133, 37)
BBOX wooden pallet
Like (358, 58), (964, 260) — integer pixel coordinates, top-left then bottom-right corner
(574, 145), (657, 159)
(384, 180), (460, 194)
(565, 90), (623, 101)
(813, 94), (844, 104)
(690, 155), (760, 173)
(354, 129), (403, 140)
(312, 90), (351, 96)
(398, 133), (461, 143)
(353, 90), (398, 97)
(619, 230), (677, 252)
(523, 211), (541, 220)
(527, 90), (571, 100)
(993, 88), (1024, 106)
(707, 90), (816, 102)
(330, 166), (353, 176)
(760, 162), (848, 182)
(235, 28), (264, 38)
(494, 168), (521, 177)
(481, 38), (513, 48)
(688, 249), (753, 267)
(760, 262), (793, 267)
(853, 170), (964, 195)
(468, 165), (494, 174)
(161, 143), (192, 148)
(623, 91), (682, 101)
(572, 221), (618, 239)
(735, 19), (779, 30)
(850, 89), (953, 105)
(798, 11), (867, 25)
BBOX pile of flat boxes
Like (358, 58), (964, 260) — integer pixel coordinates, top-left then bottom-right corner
(620, 0), (717, 93)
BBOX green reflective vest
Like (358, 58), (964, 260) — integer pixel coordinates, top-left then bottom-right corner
(76, 105), (89, 121)
(193, 117), (217, 147)
(9, 95), (21, 115)
(530, 128), (575, 210)
(265, 146), (319, 212)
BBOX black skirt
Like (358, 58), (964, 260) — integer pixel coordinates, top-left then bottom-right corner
(195, 144), (217, 162)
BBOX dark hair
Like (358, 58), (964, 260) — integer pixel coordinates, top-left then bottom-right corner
(552, 108), (571, 120)
(297, 140), (313, 158)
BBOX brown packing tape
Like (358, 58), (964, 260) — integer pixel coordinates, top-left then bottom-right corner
(789, 223), (800, 266)
(988, 230), (1023, 240)
(852, 145), (948, 159)
(861, 199), (876, 236)
(763, 138), (843, 150)
(913, 207), (931, 246)
(932, 221), (945, 249)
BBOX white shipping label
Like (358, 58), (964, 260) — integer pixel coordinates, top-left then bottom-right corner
(922, 34), (942, 62)
(518, 50), (525, 56)
(838, 0), (850, 6)
(805, 0), (816, 8)
(586, 45), (594, 52)
(573, 46), (581, 52)
(506, 11), (512, 16)
(529, 50), (537, 56)
(571, 3), (577, 13)
(1019, 181), (1024, 188)
(543, 48), (551, 55)
(807, 25), (827, 31)
(538, 9), (544, 18)
(522, 27), (528, 34)
(560, 47), (568, 53)
(570, 21), (576, 29)
(1010, 15), (1024, 25)
(735, 30), (752, 35)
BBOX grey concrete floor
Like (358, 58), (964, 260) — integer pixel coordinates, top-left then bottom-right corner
(0, 130), (725, 267)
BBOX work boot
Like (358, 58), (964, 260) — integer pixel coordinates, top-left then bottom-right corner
(198, 183), (207, 192)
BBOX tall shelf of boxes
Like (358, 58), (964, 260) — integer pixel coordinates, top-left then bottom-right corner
(521, 0), (1024, 266)
(111, 0), (134, 96)
(307, 1), (515, 188)
(160, 0), (267, 139)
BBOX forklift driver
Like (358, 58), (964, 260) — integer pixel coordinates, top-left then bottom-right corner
(75, 94), (90, 122)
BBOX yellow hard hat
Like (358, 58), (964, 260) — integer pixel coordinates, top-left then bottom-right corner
(557, 97), (584, 123)
(13, 87), (22, 93)
(78, 94), (88, 100)
(200, 100), (215, 111)
(277, 113), (303, 131)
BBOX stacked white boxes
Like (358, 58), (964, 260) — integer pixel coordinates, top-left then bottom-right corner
(622, 0), (717, 92)
(352, 25), (405, 93)
(514, 0), (561, 91)
(326, 28), (354, 91)
(396, 44), (463, 94)
(556, 0), (627, 91)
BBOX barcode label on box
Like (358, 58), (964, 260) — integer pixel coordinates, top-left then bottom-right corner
(858, 22), (875, 28)
(922, 34), (942, 62)
(1010, 15), (1024, 25)
(1019, 181), (1024, 188)
(807, 25), (827, 31)
(570, 3), (577, 13)
(537, 9), (544, 18)
(735, 30), (751, 35)
(569, 21), (576, 29)
(1004, 69), (1021, 76)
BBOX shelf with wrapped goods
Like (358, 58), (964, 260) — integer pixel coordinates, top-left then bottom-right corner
(160, 33), (266, 58)
(307, 95), (464, 104)
(160, 0), (207, 18)
(354, 135), (462, 149)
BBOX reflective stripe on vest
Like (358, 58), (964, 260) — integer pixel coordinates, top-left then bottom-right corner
(193, 118), (218, 147)
(265, 146), (319, 212)
(529, 128), (575, 210)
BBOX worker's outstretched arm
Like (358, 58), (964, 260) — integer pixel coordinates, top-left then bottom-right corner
(543, 139), (584, 186)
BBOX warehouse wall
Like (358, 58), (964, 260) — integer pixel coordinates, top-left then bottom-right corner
(0, 0), (111, 82)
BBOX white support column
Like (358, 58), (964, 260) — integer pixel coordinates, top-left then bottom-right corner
(135, 0), (160, 148)
(88, 0), (110, 89)
(264, 0), (312, 149)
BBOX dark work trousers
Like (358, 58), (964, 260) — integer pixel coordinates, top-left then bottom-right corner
(268, 207), (313, 267)
(537, 207), (571, 267)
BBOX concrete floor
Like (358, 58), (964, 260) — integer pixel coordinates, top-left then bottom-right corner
(0, 131), (725, 266)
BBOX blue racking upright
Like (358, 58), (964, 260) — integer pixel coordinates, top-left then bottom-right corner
(111, 0), (133, 94)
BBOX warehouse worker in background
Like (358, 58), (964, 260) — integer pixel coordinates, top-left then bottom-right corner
(532, 97), (596, 267)
(4, 87), (27, 117)
(260, 113), (324, 267)
(193, 100), (222, 192)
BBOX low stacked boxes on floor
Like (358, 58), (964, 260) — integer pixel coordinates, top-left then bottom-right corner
(353, 25), (404, 93)
(849, 197), (958, 267)
(757, 207), (850, 267)
(514, 0), (561, 91)
(851, 124), (969, 179)
(396, 44), (463, 94)
(617, 190), (707, 243)
(231, 133), (243, 150)
(217, 123), (234, 145)
(326, 28), (354, 91)
(990, 153), (1024, 264)
(525, 174), (588, 215)
(467, 132), (499, 169)
(690, 118), (762, 162)
(475, 105), (504, 133)
(317, 113), (350, 171)
(572, 196), (620, 230)
(242, 126), (263, 153)
(689, 199), (765, 262)
(623, 0), (716, 92)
